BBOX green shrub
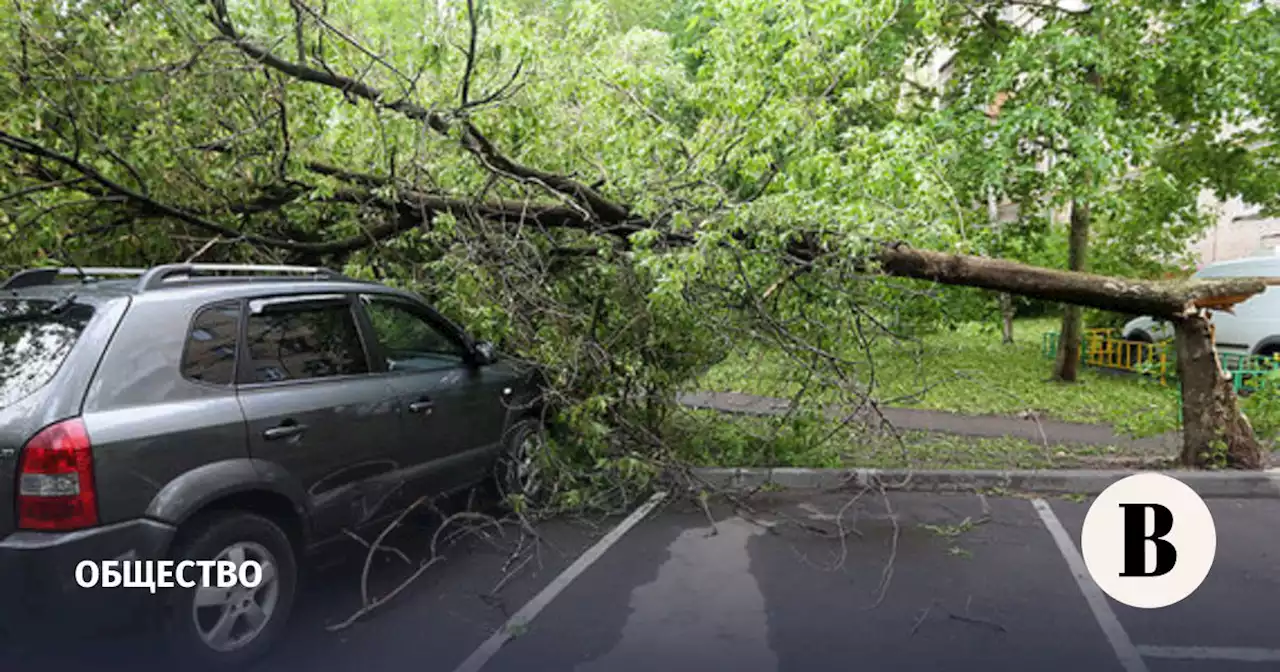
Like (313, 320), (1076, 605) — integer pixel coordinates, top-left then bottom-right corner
(1240, 371), (1280, 445)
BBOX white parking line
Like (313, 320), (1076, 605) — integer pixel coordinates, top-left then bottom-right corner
(1032, 498), (1149, 672)
(450, 490), (669, 672)
(1137, 646), (1280, 663)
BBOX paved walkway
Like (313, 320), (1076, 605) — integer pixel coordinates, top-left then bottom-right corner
(677, 390), (1180, 452)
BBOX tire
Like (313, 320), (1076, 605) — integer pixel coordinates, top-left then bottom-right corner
(161, 511), (298, 670)
(1123, 331), (1154, 366)
(1249, 347), (1280, 392)
(492, 418), (547, 507)
(1255, 346), (1280, 362)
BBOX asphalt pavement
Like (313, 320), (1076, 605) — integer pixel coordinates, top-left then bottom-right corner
(10, 491), (1280, 672)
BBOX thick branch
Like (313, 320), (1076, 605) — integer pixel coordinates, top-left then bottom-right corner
(0, 129), (420, 254)
(460, 0), (478, 106)
(208, 0), (629, 223)
(1, 128), (638, 257)
(323, 187), (600, 233)
(208, 1), (449, 133)
(876, 245), (1270, 318)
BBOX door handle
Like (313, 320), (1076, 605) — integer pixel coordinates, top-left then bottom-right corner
(408, 399), (434, 415)
(263, 422), (308, 441)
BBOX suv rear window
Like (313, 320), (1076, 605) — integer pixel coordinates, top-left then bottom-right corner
(182, 301), (242, 386)
(0, 298), (95, 410)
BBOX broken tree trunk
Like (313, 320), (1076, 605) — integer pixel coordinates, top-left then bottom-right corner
(876, 244), (1271, 469)
(1173, 311), (1264, 468)
(876, 246), (1268, 316)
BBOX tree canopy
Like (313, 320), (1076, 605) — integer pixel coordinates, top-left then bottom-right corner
(2, 0), (1278, 480)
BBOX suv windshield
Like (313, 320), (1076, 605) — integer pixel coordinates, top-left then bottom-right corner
(0, 297), (95, 410)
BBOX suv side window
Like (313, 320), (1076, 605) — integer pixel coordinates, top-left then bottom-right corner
(244, 298), (369, 384)
(181, 301), (241, 386)
(360, 294), (467, 372)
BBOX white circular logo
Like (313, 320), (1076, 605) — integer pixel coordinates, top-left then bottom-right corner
(1080, 473), (1216, 609)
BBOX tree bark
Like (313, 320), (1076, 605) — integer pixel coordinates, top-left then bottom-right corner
(876, 245), (1268, 469)
(999, 293), (1015, 344)
(1055, 304), (1083, 380)
(1173, 311), (1264, 468)
(1053, 199), (1090, 382)
(874, 246), (1268, 316)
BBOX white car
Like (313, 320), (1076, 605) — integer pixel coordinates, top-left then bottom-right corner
(1122, 255), (1280, 357)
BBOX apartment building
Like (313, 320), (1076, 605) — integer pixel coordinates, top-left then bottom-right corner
(1193, 194), (1280, 266)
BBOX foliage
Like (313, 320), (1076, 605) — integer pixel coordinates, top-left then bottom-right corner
(0, 0), (1276, 493)
(925, 0), (1279, 331)
(701, 317), (1183, 435)
(1240, 372), (1280, 445)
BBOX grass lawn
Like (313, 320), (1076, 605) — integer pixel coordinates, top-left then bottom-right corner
(696, 317), (1183, 439)
(669, 408), (1172, 471)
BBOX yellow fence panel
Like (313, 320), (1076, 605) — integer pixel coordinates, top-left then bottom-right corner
(1081, 328), (1170, 385)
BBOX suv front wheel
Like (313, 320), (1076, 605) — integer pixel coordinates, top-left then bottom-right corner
(162, 511), (298, 669)
(493, 418), (547, 507)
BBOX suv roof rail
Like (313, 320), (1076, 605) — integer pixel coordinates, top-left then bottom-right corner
(2, 266), (147, 290)
(136, 263), (347, 292)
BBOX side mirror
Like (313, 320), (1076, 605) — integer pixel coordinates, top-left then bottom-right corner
(472, 340), (498, 366)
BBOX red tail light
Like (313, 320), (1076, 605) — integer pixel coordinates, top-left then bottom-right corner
(17, 418), (98, 530)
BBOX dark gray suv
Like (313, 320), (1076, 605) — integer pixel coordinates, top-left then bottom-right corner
(0, 264), (545, 667)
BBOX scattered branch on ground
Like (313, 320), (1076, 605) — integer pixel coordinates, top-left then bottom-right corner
(327, 494), (507, 632)
(868, 485), (900, 609)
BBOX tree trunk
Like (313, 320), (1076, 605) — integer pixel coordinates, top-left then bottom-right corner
(1173, 311), (1264, 468)
(988, 192), (1016, 345)
(1054, 304), (1083, 380)
(999, 293), (1015, 344)
(875, 246), (1269, 470)
(1053, 199), (1090, 382)
(874, 246), (1267, 316)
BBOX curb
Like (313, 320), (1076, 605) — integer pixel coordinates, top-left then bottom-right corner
(690, 467), (1280, 499)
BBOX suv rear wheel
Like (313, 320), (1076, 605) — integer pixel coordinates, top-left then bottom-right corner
(162, 511), (298, 669)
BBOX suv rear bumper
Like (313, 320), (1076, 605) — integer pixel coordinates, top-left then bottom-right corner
(0, 518), (175, 641)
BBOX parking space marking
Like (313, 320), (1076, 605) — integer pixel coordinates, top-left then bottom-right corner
(1032, 498), (1149, 672)
(1137, 646), (1280, 663)
(450, 490), (669, 672)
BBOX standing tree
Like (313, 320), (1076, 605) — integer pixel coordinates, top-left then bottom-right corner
(921, 0), (1280, 382)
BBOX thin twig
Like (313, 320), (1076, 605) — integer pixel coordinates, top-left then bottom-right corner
(868, 486), (899, 609)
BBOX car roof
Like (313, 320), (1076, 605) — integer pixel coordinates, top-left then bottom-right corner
(127, 279), (411, 304)
(1195, 255), (1280, 278)
(2, 280), (135, 304)
(1, 264), (404, 303)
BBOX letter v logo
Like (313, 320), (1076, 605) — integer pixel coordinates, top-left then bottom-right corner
(1080, 473), (1216, 609)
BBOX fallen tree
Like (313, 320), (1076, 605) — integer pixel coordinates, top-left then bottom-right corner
(2, 0), (1272, 472)
(876, 244), (1269, 469)
(875, 245), (1269, 318)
